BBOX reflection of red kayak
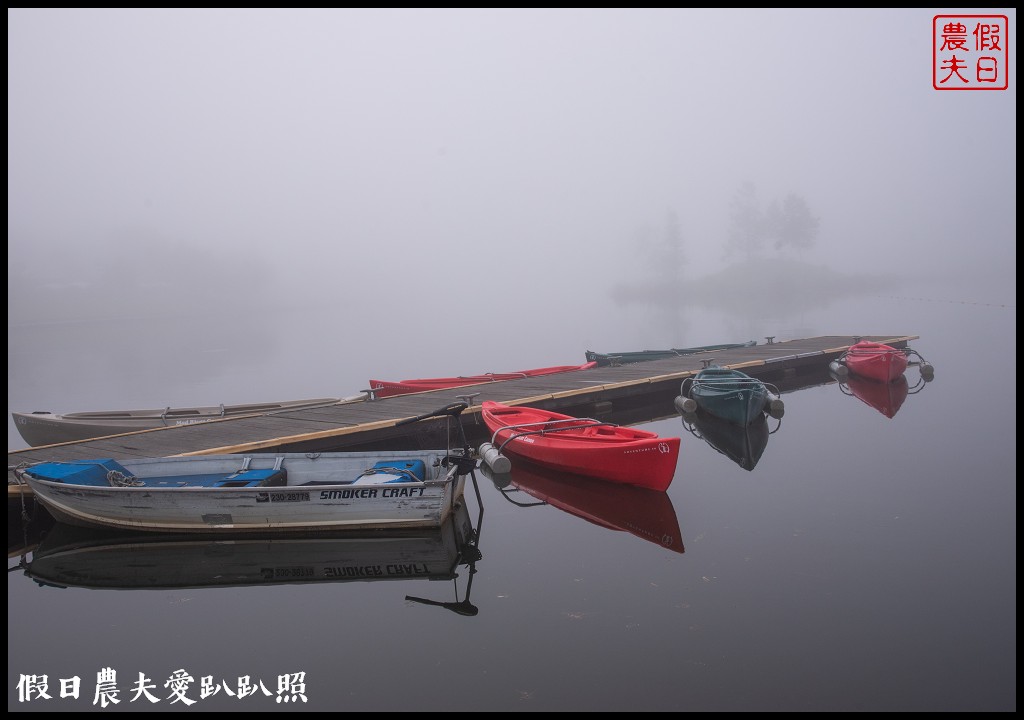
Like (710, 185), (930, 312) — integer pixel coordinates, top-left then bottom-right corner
(501, 459), (684, 554)
(844, 373), (909, 419)
(369, 362), (596, 398)
(481, 401), (680, 491)
(842, 341), (908, 383)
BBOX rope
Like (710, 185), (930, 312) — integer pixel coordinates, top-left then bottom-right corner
(17, 478), (33, 522)
(107, 470), (144, 487)
(357, 466), (422, 483)
(10, 470), (38, 573)
(9, 460), (35, 484)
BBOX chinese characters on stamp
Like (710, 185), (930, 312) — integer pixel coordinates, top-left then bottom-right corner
(934, 15), (1009, 90)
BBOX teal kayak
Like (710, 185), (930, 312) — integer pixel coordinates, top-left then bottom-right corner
(683, 366), (770, 427)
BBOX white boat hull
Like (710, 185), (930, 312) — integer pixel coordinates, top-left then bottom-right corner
(15, 451), (468, 533)
(12, 395), (366, 447)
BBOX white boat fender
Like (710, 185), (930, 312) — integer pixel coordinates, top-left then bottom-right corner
(828, 360), (848, 377)
(477, 461), (513, 490)
(674, 395), (697, 415)
(765, 391), (785, 419)
(478, 442), (512, 474)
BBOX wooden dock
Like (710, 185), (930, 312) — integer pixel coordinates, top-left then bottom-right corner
(8, 335), (916, 485)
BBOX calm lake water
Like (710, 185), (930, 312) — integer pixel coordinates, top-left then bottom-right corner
(7, 279), (1016, 712)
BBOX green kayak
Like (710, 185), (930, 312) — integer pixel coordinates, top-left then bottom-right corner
(682, 365), (771, 427)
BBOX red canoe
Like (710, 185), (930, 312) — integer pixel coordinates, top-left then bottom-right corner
(498, 458), (684, 554)
(480, 401), (680, 491)
(369, 362), (596, 398)
(841, 341), (909, 383)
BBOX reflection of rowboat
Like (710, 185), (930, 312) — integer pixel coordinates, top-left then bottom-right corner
(584, 340), (757, 367)
(8, 495), (54, 559)
(483, 459), (684, 554)
(680, 407), (776, 471)
(24, 500), (481, 595)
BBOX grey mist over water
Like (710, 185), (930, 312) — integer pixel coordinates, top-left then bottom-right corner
(7, 8), (1016, 711)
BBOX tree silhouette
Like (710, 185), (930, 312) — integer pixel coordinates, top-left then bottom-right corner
(726, 181), (764, 257)
(661, 210), (686, 277)
(726, 183), (820, 258)
(770, 193), (820, 251)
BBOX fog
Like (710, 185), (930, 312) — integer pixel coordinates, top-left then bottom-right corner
(7, 9), (1016, 441)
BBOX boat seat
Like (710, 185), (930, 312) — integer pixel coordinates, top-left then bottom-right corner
(210, 456), (288, 487)
(213, 468), (288, 487)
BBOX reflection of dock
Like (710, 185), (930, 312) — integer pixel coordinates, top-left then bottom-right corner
(8, 336), (916, 475)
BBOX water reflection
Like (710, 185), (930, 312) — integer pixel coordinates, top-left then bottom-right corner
(832, 362), (934, 419)
(679, 408), (781, 471)
(16, 499), (483, 617)
(482, 459), (684, 555)
(8, 493), (54, 562)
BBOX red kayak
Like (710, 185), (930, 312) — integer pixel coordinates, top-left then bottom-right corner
(369, 362), (596, 398)
(480, 401), (680, 491)
(841, 341), (909, 383)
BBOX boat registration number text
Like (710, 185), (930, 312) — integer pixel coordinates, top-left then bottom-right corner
(257, 492), (310, 503)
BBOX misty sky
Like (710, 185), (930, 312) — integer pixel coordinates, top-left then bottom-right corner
(7, 8), (1017, 328)
(4, 8), (1018, 447)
